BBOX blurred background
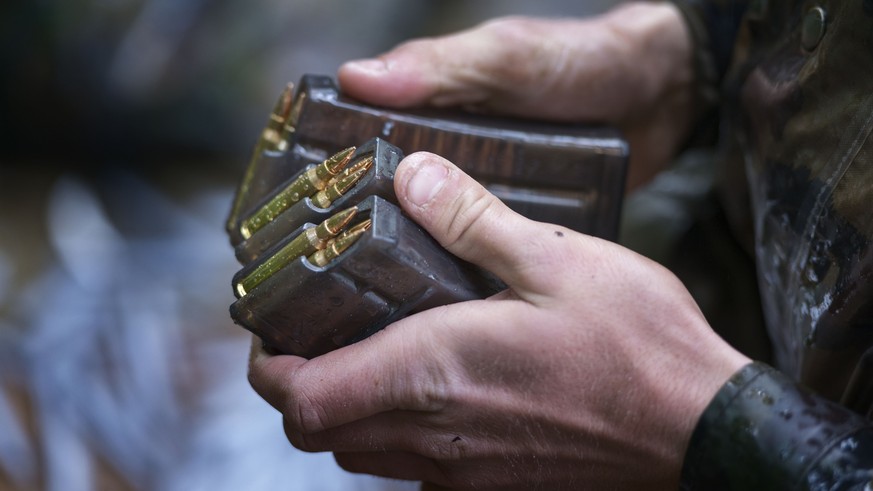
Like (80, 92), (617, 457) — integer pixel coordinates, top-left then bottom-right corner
(0, 1), (637, 490)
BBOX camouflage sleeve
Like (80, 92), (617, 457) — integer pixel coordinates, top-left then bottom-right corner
(671, 0), (749, 108)
(680, 362), (873, 490)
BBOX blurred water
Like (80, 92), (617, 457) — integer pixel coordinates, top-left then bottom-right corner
(0, 173), (417, 490)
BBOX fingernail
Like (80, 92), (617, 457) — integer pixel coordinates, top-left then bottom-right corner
(344, 58), (388, 75)
(406, 160), (448, 207)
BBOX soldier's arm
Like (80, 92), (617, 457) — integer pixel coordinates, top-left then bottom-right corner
(673, 0), (873, 488)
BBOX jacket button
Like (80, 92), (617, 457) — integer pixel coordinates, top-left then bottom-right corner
(802, 6), (827, 51)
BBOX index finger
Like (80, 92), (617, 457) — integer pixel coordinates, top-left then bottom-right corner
(247, 300), (497, 435)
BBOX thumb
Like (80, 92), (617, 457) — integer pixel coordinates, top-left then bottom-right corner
(337, 17), (587, 118)
(394, 152), (551, 292)
(337, 23), (506, 109)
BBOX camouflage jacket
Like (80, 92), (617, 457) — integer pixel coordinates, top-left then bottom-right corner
(674, 0), (873, 488)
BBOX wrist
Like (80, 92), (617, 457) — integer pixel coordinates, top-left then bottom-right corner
(638, 310), (751, 487)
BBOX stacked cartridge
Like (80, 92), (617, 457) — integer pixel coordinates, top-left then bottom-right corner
(226, 75), (628, 358)
(228, 139), (498, 357)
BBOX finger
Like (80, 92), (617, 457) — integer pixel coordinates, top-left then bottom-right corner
(337, 16), (617, 121)
(247, 303), (461, 434)
(337, 20), (525, 110)
(247, 334), (308, 413)
(249, 297), (527, 435)
(334, 450), (450, 485)
(394, 151), (575, 294)
(283, 410), (482, 460)
(335, 452), (518, 490)
(421, 484), (458, 491)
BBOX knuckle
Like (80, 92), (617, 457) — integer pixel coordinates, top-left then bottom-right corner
(443, 187), (498, 252)
(246, 359), (276, 404)
(476, 16), (570, 97)
(283, 417), (320, 452)
(479, 15), (534, 34)
(392, 37), (437, 57)
(391, 331), (452, 412)
(333, 453), (362, 474)
(276, 371), (330, 435)
(433, 460), (461, 487)
(246, 364), (261, 391)
(418, 436), (465, 461)
(403, 421), (468, 462)
(287, 387), (329, 435)
(400, 379), (449, 415)
(478, 16), (550, 59)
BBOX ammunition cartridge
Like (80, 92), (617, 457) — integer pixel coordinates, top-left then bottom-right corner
(226, 83), (296, 235)
(227, 76), (629, 359)
(326, 155), (374, 187)
(239, 146), (355, 239)
(233, 139), (403, 265)
(235, 207), (357, 297)
(307, 219), (372, 267)
(230, 196), (500, 358)
(311, 167), (368, 208)
(280, 90), (307, 140)
(261, 83), (295, 153)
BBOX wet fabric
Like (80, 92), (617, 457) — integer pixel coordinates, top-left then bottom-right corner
(675, 0), (873, 487)
(681, 363), (873, 490)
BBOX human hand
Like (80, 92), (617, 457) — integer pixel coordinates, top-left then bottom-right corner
(338, 2), (698, 189)
(248, 152), (750, 490)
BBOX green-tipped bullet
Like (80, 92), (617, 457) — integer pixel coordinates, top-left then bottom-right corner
(235, 207), (359, 297)
(239, 146), (356, 239)
(307, 219), (371, 267)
